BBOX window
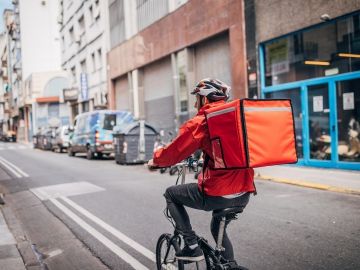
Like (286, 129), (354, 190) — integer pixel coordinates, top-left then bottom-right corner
(336, 79), (360, 162)
(71, 66), (76, 83)
(69, 26), (75, 43)
(97, 49), (102, 69)
(177, 50), (188, 113)
(78, 15), (85, 35)
(91, 52), (96, 72)
(263, 12), (360, 86)
(94, 0), (100, 21)
(48, 103), (59, 118)
(100, 112), (134, 130)
(80, 59), (87, 73)
(89, 5), (94, 23)
(82, 101), (89, 113)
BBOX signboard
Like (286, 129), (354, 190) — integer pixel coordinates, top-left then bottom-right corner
(343, 92), (354, 110)
(80, 73), (88, 101)
(63, 88), (79, 101)
(313, 96), (323, 112)
(268, 39), (289, 75)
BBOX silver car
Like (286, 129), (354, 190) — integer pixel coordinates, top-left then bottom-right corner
(52, 126), (72, 153)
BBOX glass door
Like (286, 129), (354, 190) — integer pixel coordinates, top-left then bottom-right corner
(307, 84), (332, 161)
(336, 78), (360, 164)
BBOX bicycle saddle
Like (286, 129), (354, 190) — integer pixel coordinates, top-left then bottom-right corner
(212, 206), (244, 219)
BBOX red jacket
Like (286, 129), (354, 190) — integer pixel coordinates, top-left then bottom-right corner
(153, 100), (255, 196)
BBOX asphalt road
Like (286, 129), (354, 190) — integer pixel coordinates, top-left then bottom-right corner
(0, 142), (359, 270)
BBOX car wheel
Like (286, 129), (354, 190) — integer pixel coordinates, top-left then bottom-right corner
(68, 147), (75, 157)
(86, 147), (94, 160)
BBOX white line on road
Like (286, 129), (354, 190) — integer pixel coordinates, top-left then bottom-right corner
(60, 196), (156, 262)
(50, 198), (149, 270)
(0, 156), (29, 177)
(0, 158), (22, 178)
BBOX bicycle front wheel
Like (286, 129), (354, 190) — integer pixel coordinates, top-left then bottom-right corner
(156, 233), (184, 270)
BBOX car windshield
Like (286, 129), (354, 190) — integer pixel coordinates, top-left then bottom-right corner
(101, 112), (134, 130)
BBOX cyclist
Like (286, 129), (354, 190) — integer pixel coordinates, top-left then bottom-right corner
(148, 78), (256, 266)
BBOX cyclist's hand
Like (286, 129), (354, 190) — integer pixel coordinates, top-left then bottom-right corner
(147, 159), (158, 171)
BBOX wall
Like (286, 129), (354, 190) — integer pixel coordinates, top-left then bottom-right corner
(19, 0), (61, 80)
(255, 0), (360, 43)
(108, 0), (247, 101)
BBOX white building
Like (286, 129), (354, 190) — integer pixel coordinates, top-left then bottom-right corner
(18, 0), (62, 80)
(0, 33), (7, 135)
(59, 0), (110, 121)
(4, 0), (70, 142)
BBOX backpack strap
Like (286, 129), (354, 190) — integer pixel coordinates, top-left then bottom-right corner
(201, 153), (211, 206)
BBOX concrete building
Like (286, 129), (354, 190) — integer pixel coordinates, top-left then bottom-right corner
(1, 9), (18, 139)
(0, 33), (7, 136)
(2, 0), (70, 142)
(59, 0), (110, 123)
(107, 0), (248, 136)
(25, 71), (70, 134)
(248, 0), (360, 170)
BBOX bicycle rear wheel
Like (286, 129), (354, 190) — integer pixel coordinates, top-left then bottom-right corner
(156, 233), (184, 270)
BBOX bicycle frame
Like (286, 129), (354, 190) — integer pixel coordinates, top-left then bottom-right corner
(162, 232), (182, 264)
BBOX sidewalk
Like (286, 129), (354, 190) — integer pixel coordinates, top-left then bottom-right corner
(0, 209), (26, 270)
(255, 165), (360, 195)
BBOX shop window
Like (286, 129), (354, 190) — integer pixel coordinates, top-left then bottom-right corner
(307, 84), (331, 160)
(265, 88), (303, 158)
(264, 12), (360, 86)
(48, 103), (59, 118)
(82, 101), (89, 112)
(336, 79), (360, 162)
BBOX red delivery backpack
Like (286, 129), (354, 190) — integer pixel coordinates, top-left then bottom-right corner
(204, 99), (298, 168)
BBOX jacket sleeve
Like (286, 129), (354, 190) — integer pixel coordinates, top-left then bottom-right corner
(153, 119), (204, 167)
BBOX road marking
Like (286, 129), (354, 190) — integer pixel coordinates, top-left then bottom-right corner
(0, 158), (22, 178)
(0, 156), (29, 177)
(31, 182), (105, 201)
(60, 196), (156, 262)
(50, 197), (149, 270)
(47, 249), (63, 258)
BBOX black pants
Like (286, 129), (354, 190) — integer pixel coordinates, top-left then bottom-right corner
(164, 183), (250, 260)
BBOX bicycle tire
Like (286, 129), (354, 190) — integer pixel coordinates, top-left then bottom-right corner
(205, 253), (216, 270)
(156, 233), (184, 270)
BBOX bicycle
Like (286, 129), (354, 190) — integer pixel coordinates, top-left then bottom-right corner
(154, 157), (247, 270)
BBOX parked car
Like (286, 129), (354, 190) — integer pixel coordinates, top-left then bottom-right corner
(52, 125), (73, 153)
(0, 130), (17, 142)
(68, 110), (134, 159)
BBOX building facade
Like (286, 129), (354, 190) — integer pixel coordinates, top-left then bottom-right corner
(107, 0), (248, 136)
(251, 0), (360, 170)
(0, 0), (69, 142)
(1, 9), (20, 139)
(59, 0), (110, 123)
(0, 33), (7, 136)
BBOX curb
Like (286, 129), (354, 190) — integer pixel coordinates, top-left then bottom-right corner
(256, 174), (360, 196)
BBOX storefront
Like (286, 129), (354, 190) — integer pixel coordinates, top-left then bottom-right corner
(259, 12), (360, 170)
